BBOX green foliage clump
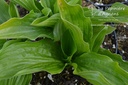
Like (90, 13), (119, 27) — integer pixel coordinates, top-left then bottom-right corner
(0, 0), (128, 85)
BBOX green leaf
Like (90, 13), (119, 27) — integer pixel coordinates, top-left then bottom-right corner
(0, 39), (65, 80)
(40, 0), (57, 13)
(105, 25), (116, 34)
(92, 9), (119, 24)
(90, 26), (108, 52)
(73, 70), (112, 85)
(31, 13), (60, 27)
(66, 0), (81, 5)
(0, 40), (6, 49)
(61, 29), (77, 58)
(57, 0), (90, 58)
(11, 0), (40, 12)
(105, 2), (128, 23)
(53, 20), (63, 41)
(73, 52), (128, 85)
(9, 1), (19, 18)
(0, 74), (32, 85)
(89, 22), (115, 52)
(98, 48), (128, 71)
(54, 1), (59, 13)
(61, 19), (90, 57)
(90, 25), (115, 52)
(93, 26), (116, 37)
(58, 0), (93, 42)
(42, 7), (52, 16)
(83, 3), (128, 24)
(83, 7), (120, 25)
(0, 11), (53, 40)
(0, 0), (10, 24)
(54, 20), (77, 58)
(54, 21), (89, 59)
(40, 0), (54, 8)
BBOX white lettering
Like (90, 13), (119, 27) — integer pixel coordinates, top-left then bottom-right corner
(108, 7), (125, 11)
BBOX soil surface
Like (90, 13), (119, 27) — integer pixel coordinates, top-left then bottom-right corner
(30, 66), (92, 85)
(103, 24), (128, 60)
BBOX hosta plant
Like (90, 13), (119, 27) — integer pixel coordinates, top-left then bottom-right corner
(0, 0), (128, 85)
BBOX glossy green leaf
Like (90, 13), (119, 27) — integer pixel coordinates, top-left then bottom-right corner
(93, 26), (116, 37)
(58, 0), (90, 58)
(91, 9), (119, 24)
(54, 1), (59, 13)
(98, 48), (128, 71)
(9, 1), (19, 18)
(40, 0), (54, 8)
(106, 2), (128, 23)
(83, 7), (120, 25)
(61, 29), (77, 58)
(90, 26), (108, 52)
(0, 39), (65, 80)
(66, 0), (81, 5)
(83, 3), (128, 24)
(54, 18), (89, 59)
(73, 52), (128, 85)
(31, 13), (60, 27)
(31, 16), (48, 26)
(61, 18), (90, 57)
(11, 0), (40, 12)
(0, 74), (32, 85)
(73, 70), (112, 85)
(0, 0), (10, 24)
(53, 21), (63, 41)
(0, 11), (53, 40)
(42, 7), (52, 16)
(89, 15), (116, 52)
(90, 26), (115, 52)
(40, 0), (57, 13)
(1, 40), (20, 50)
(0, 40), (6, 49)
(58, 0), (93, 42)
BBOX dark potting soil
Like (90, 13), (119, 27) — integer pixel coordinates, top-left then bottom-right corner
(103, 24), (128, 60)
(30, 66), (92, 85)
